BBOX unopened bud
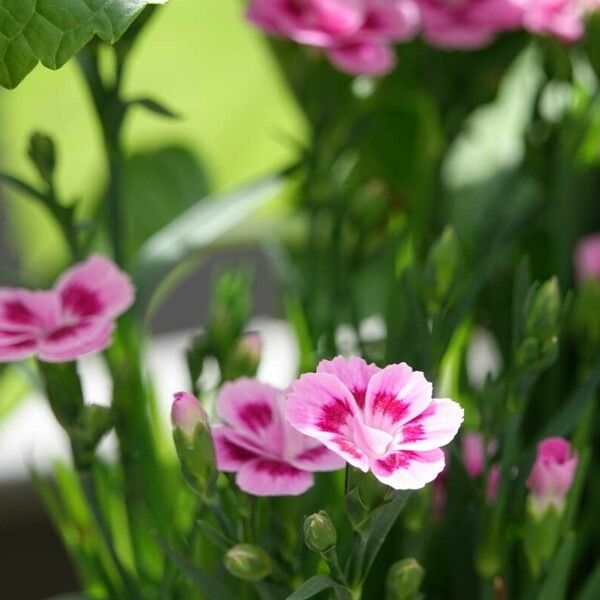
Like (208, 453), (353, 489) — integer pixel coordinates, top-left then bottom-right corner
(303, 511), (337, 553)
(526, 437), (577, 518)
(223, 332), (262, 379)
(171, 392), (208, 438)
(526, 277), (561, 346)
(171, 392), (216, 494)
(386, 558), (424, 600)
(423, 226), (461, 315)
(224, 544), (272, 582)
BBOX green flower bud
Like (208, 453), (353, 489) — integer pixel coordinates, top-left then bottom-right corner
(423, 226), (461, 315)
(171, 392), (216, 495)
(224, 544), (272, 582)
(386, 558), (424, 600)
(222, 332), (261, 380)
(303, 510), (337, 553)
(525, 277), (561, 346)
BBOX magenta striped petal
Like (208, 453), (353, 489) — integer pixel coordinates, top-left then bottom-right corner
(364, 363), (433, 434)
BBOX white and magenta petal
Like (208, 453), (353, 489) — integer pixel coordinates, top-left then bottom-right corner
(286, 372), (369, 471)
(217, 379), (285, 454)
(55, 255), (134, 321)
(317, 355), (379, 409)
(371, 448), (446, 490)
(235, 458), (314, 496)
(364, 363), (433, 434)
(393, 398), (464, 451)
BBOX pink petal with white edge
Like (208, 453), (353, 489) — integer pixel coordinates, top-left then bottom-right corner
(394, 398), (464, 451)
(286, 372), (369, 471)
(37, 320), (114, 362)
(217, 379), (285, 454)
(364, 363), (433, 434)
(236, 458), (314, 496)
(317, 355), (379, 409)
(371, 448), (446, 490)
(55, 255), (134, 321)
(212, 427), (261, 471)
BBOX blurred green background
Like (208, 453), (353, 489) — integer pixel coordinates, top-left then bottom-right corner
(0, 0), (304, 283)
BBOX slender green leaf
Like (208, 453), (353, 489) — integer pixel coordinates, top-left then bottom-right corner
(159, 540), (235, 600)
(0, 0), (170, 89)
(286, 575), (341, 600)
(129, 97), (180, 119)
(359, 491), (411, 581)
(577, 562), (600, 600)
(536, 532), (576, 600)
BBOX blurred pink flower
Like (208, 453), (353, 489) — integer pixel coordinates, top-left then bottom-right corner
(575, 234), (600, 282)
(416, 0), (523, 49)
(522, 0), (586, 42)
(286, 356), (463, 490)
(0, 255), (134, 363)
(247, 0), (419, 75)
(526, 437), (578, 511)
(462, 432), (486, 478)
(172, 392), (209, 438)
(212, 378), (344, 496)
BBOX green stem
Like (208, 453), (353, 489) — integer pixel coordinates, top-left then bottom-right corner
(322, 546), (347, 586)
(77, 44), (127, 266)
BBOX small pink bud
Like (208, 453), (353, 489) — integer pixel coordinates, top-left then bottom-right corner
(238, 332), (261, 360)
(171, 392), (208, 437)
(461, 433), (485, 478)
(575, 234), (600, 283)
(486, 464), (500, 503)
(526, 437), (578, 513)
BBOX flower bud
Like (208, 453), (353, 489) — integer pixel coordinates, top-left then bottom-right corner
(386, 558), (424, 600)
(223, 332), (262, 379)
(171, 392), (208, 438)
(423, 226), (461, 315)
(574, 233), (600, 282)
(461, 432), (485, 478)
(171, 392), (216, 495)
(224, 544), (272, 582)
(303, 510), (337, 553)
(526, 437), (578, 517)
(525, 277), (561, 347)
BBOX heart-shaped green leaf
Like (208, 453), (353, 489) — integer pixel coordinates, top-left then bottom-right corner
(0, 0), (169, 89)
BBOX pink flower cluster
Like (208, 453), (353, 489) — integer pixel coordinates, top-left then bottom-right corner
(247, 0), (421, 75)
(175, 356), (463, 496)
(184, 356), (463, 496)
(247, 0), (597, 75)
(0, 256), (134, 363)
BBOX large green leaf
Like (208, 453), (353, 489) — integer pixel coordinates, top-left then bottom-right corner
(0, 0), (169, 89)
